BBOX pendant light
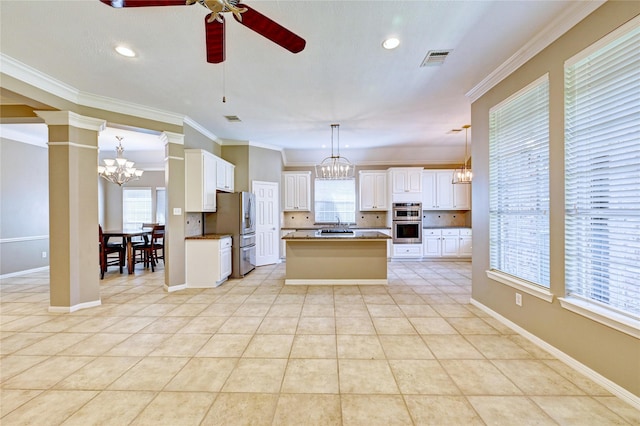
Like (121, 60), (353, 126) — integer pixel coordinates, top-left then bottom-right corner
(315, 124), (355, 180)
(452, 124), (472, 184)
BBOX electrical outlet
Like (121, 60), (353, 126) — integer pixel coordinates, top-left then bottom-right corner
(41, 251), (47, 258)
(515, 293), (522, 307)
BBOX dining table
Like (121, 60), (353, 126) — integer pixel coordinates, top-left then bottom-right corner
(101, 228), (152, 274)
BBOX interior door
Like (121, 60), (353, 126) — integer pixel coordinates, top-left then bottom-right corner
(252, 181), (280, 266)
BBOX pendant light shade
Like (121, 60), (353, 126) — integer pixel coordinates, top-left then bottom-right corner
(452, 124), (472, 184)
(315, 124), (355, 180)
(97, 136), (143, 186)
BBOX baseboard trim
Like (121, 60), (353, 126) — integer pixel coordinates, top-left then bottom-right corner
(0, 266), (50, 280)
(470, 298), (640, 410)
(165, 283), (187, 293)
(49, 299), (101, 313)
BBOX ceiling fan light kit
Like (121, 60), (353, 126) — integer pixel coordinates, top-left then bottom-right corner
(99, 0), (306, 64)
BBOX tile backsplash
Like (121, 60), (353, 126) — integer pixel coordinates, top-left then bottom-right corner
(282, 211), (388, 228)
(185, 212), (204, 237)
(422, 211), (470, 227)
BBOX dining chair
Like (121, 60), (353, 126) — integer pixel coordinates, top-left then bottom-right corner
(99, 225), (125, 279)
(132, 224), (164, 272)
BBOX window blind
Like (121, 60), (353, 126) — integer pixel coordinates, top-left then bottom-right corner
(122, 188), (152, 228)
(489, 75), (550, 287)
(314, 179), (356, 223)
(564, 19), (640, 318)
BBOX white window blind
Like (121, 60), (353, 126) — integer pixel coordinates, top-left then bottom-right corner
(122, 188), (152, 229)
(156, 187), (166, 225)
(489, 75), (550, 287)
(314, 179), (356, 223)
(564, 18), (640, 319)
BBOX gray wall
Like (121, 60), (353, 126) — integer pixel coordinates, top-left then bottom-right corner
(471, 1), (640, 397)
(0, 138), (49, 276)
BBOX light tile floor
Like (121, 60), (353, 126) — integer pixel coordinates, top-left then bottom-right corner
(1, 261), (639, 425)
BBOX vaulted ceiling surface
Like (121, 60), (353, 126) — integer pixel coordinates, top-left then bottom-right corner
(0, 1), (590, 165)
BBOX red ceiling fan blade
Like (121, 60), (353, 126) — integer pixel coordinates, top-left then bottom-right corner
(99, 0), (188, 7)
(234, 4), (305, 54)
(205, 16), (225, 64)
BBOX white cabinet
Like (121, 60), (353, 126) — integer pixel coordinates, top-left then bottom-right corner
(390, 168), (423, 194)
(422, 170), (470, 210)
(393, 244), (423, 258)
(422, 228), (472, 258)
(283, 172), (311, 211)
(459, 228), (473, 256)
(422, 229), (442, 257)
(359, 171), (388, 211)
(216, 157), (235, 192)
(185, 149), (217, 212)
(186, 236), (232, 287)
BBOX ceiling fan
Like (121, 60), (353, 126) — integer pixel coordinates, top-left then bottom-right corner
(99, 0), (306, 63)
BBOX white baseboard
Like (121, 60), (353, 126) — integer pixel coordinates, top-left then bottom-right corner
(165, 283), (187, 293)
(470, 298), (640, 410)
(0, 266), (50, 280)
(49, 299), (101, 313)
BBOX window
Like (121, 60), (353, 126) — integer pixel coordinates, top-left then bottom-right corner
(314, 179), (356, 223)
(564, 18), (640, 326)
(156, 187), (166, 225)
(489, 75), (550, 288)
(122, 187), (152, 228)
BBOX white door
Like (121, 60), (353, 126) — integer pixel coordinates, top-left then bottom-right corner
(253, 181), (280, 266)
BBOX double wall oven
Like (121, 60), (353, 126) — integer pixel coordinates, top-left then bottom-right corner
(392, 202), (422, 244)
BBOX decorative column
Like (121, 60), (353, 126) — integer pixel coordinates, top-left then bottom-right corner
(35, 111), (105, 312)
(161, 131), (186, 291)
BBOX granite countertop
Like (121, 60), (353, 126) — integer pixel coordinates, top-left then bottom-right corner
(185, 233), (232, 240)
(282, 230), (391, 240)
(423, 226), (471, 229)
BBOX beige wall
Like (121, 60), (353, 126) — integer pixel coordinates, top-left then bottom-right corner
(0, 138), (49, 276)
(471, 1), (640, 397)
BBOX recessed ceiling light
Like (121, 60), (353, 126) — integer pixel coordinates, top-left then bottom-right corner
(382, 38), (400, 50)
(115, 45), (136, 58)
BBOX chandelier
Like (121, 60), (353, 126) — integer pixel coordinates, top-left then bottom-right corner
(97, 136), (143, 186)
(315, 124), (355, 180)
(452, 124), (472, 184)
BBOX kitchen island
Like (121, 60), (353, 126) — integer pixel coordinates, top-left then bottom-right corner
(282, 230), (391, 285)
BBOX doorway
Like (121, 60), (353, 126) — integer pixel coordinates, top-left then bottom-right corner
(252, 181), (280, 266)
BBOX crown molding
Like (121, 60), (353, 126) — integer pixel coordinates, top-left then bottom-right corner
(35, 110), (106, 132)
(465, 1), (605, 102)
(160, 131), (184, 145)
(221, 138), (284, 153)
(183, 116), (218, 142)
(0, 53), (79, 103)
(1, 53), (213, 134)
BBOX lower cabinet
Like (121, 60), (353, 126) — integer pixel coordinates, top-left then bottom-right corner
(392, 244), (423, 258)
(422, 228), (472, 259)
(186, 236), (232, 287)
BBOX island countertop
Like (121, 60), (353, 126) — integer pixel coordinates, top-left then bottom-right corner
(282, 230), (391, 240)
(185, 233), (232, 240)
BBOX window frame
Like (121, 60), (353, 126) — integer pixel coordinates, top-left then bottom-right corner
(313, 178), (356, 224)
(122, 187), (153, 229)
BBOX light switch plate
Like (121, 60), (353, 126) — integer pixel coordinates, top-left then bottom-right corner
(173, 207), (182, 215)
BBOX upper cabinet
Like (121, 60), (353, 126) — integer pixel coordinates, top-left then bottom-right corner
(422, 169), (470, 210)
(283, 172), (311, 211)
(215, 157), (235, 193)
(185, 149), (217, 212)
(389, 168), (423, 194)
(359, 171), (388, 211)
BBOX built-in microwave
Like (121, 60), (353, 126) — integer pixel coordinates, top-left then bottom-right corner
(392, 202), (422, 221)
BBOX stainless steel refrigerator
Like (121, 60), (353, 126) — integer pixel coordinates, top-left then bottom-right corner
(206, 192), (256, 278)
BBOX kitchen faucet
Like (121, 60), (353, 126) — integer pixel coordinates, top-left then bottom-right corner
(335, 216), (341, 229)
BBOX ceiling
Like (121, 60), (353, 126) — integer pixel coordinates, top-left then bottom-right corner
(0, 0), (598, 166)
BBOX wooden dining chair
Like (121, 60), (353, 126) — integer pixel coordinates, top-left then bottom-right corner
(99, 225), (125, 279)
(132, 224), (164, 272)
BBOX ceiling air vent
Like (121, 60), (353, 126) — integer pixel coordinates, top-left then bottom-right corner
(224, 115), (241, 123)
(420, 50), (452, 67)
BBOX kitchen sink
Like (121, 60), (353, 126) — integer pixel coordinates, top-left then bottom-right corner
(317, 229), (355, 236)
